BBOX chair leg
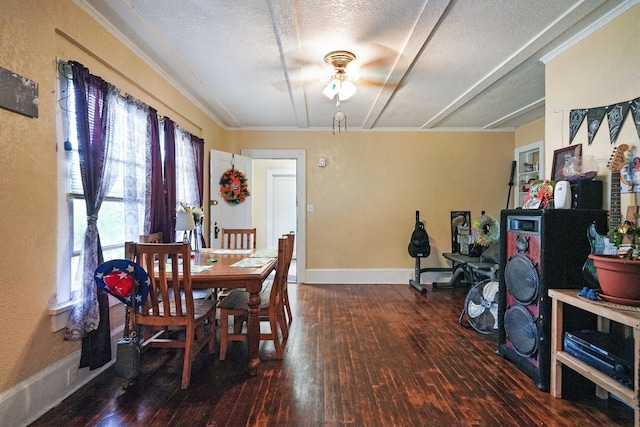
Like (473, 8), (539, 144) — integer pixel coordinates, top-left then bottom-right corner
(270, 314), (283, 360)
(219, 312), (229, 361)
(280, 306), (289, 339)
(283, 291), (293, 327)
(207, 313), (216, 354)
(181, 327), (194, 389)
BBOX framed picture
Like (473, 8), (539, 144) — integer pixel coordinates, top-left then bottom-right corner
(551, 144), (582, 181)
(450, 211), (471, 253)
(0, 66), (39, 118)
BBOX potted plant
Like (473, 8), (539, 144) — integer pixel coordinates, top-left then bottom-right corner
(589, 217), (640, 302)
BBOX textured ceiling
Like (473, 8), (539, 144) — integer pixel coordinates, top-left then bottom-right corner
(77, 0), (634, 131)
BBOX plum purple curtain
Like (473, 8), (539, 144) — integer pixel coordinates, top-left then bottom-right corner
(191, 135), (206, 247)
(163, 118), (177, 242)
(148, 108), (168, 241)
(64, 61), (117, 370)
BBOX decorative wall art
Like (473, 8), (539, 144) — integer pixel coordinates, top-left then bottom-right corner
(0, 66), (38, 118)
(450, 211), (471, 253)
(550, 144), (582, 181)
(568, 96), (640, 145)
(620, 147), (640, 193)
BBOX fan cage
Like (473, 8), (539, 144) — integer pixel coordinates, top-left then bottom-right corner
(464, 279), (499, 335)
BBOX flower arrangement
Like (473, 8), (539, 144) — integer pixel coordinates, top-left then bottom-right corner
(471, 211), (499, 247)
(178, 202), (204, 225)
(608, 218), (640, 259)
(219, 168), (250, 205)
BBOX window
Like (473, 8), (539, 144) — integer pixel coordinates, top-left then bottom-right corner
(55, 62), (201, 309)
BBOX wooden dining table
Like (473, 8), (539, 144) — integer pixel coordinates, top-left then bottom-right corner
(188, 249), (277, 375)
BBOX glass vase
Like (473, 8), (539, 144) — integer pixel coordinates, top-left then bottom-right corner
(194, 223), (202, 253)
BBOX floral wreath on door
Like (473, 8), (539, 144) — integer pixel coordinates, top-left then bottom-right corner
(219, 168), (250, 205)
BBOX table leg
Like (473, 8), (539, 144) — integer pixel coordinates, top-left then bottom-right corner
(246, 290), (261, 375)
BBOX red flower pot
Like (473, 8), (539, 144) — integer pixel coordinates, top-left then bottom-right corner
(589, 254), (640, 300)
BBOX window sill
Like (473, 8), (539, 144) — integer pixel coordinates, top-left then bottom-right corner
(49, 296), (121, 332)
(49, 300), (74, 332)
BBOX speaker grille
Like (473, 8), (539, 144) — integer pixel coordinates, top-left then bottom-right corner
(505, 254), (538, 304)
(504, 304), (537, 357)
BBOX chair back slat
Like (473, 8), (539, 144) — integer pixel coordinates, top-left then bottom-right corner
(221, 228), (256, 249)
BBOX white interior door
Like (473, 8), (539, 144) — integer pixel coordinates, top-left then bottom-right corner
(266, 169), (297, 250)
(209, 149), (252, 248)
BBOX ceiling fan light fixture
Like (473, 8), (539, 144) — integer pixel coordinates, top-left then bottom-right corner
(323, 50), (357, 101)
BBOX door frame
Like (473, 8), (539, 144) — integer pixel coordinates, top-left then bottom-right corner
(242, 149), (306, 283)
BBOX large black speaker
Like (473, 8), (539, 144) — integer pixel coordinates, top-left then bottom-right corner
(498, 208), (607, 391)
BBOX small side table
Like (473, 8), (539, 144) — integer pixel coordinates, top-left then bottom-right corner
(548, 288), (640, 427)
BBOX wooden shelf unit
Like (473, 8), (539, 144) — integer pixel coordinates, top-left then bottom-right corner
(549, 288), (640, 427)
(514, 141), (543, 208)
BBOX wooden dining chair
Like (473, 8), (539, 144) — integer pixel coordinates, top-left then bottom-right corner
(218, 235), (290, 360)
(126, 242), (217, 389)
(138, 236), (213, 300)
(220, 228), (256, 249)
(281, 232), (295, 336)
(139, 232), (163, 243)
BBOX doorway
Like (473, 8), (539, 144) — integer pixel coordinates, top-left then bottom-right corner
(242, 149), (306, 284)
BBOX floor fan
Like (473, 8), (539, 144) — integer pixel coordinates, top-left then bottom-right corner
(460, 279), (499, 334)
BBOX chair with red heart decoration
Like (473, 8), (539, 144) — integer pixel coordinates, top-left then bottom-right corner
(94, 259), (150, 309)
(123, 242), (217, 389)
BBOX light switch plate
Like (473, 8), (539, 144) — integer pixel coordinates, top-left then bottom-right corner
(318, 157), (326, 167)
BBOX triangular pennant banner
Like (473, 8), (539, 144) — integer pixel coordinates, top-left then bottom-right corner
(586, 106), (607, 145)
(630, 97), (640, 140)
(568, 109), (587, 144)
(607, 101), (631, 144)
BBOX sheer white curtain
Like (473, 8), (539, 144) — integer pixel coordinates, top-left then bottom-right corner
(123, 96), (152, 240)
(175, 126), (199, 208)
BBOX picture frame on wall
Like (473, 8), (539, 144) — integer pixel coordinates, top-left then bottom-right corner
(550, 144), (582, 181)
(0, 66), (39, 118)
(450, 211), (471, 253)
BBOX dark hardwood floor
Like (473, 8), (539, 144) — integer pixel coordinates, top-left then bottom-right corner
(31, 284), (632, 427)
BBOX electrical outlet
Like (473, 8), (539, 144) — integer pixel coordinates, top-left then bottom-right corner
(67, 367), (78, 386)
(407, 271), (413, 280)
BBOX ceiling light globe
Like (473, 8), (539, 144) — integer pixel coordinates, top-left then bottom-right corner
(338, 80), (356, 101)
(323, 78), (341, 99)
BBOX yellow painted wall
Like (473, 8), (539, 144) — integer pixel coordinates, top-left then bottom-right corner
(545, 4), (640, 213)
(515, 117), (544, 149)
(225, 130), (514, 269)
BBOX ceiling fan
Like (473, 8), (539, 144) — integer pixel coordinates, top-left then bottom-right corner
(322, 50), (358, 102)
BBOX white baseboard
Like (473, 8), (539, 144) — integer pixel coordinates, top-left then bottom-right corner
(304, 268), (451, 285)
(0, 326), (123, 427)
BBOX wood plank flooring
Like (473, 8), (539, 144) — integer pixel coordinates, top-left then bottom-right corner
(30, 284), (632, 426)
